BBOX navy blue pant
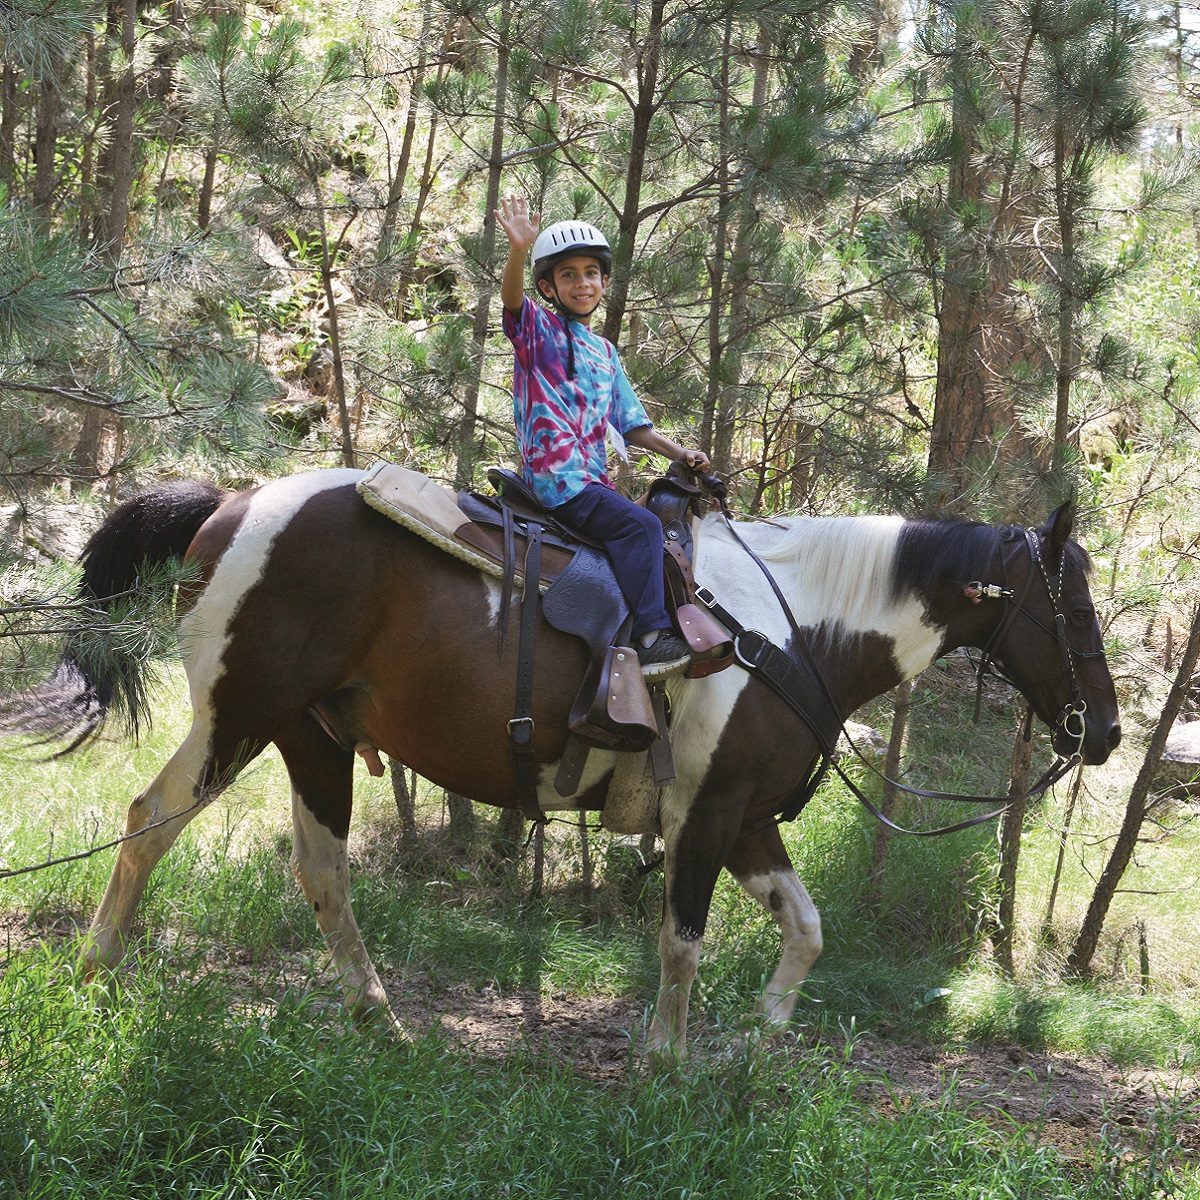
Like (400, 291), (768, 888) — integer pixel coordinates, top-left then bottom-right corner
(555, 483), (669, 640)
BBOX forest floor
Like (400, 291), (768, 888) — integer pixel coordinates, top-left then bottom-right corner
(4, 908), (1197, 1171)
(375, 971), (1200, 1168)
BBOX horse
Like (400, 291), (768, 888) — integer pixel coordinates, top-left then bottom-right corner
(2, 468), (1121, 1059)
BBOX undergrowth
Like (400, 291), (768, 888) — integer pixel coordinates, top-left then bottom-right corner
(0, 946), (1195, 1199)
(1, 668), (1198, 1195)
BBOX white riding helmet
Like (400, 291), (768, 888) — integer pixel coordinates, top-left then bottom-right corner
(531, 221), (612, 285)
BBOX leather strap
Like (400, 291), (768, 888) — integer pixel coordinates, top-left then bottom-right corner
(499, 503), (515, 650)
(553, 732), (593, 797)
(648, 685), (676, 785)
(509, 523), (545, 822)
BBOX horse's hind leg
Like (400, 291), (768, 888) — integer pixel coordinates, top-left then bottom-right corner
(276, 716), (398, 1030)
(725, 823), (822, 1031)
(82, 720), (262, 976)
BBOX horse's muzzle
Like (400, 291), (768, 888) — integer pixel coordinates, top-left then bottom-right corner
(1068, 718), (1121, 766)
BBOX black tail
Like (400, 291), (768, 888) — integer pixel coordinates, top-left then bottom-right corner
(0, 479), (226, 754)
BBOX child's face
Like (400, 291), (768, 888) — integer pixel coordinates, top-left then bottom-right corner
(538, 254), (607, 318)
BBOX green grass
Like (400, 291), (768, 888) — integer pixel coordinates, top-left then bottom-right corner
(1, 948), (1194, 1200)
(2, 667), (1199, 1195)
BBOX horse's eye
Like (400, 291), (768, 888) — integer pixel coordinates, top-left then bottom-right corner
(1072, 606), (1094, 626)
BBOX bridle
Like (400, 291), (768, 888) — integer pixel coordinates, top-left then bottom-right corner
(965, 526), (1102, 766)
(702, 495), (1094, 838)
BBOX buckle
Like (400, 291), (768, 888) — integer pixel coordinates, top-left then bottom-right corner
(695, 585), (717, 608)
(507, 716), (535, 744)
(734, 629), (770, 670)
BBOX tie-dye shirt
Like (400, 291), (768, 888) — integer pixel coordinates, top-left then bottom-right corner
(503, 297), (650, 507)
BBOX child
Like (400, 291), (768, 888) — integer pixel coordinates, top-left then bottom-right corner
(496, 194), (710, 679)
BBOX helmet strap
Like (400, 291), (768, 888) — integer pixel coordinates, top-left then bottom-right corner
(541, 277), (602, 380)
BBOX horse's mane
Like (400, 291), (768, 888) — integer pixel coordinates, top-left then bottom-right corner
(893, 516), (1091, 598)
(701, 512), (909, 639)
(892, 517), (1007, 599)
(702, 511), (1091, 635)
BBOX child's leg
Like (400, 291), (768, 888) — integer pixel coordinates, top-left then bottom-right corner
(555, 484), (670, 639)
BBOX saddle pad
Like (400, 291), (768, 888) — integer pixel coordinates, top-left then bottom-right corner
(357, 461), (546, 589)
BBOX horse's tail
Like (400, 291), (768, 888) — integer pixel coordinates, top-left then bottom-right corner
(0, 479), (227, 754)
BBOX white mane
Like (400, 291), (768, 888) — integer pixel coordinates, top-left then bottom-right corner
(694, 511), (943, 679)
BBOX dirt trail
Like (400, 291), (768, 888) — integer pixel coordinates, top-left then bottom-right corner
(5, 912), (1196, 1168)
(376, 970), (1198, 1166)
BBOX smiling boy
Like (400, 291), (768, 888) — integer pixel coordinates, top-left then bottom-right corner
(495, 195), (709, 677)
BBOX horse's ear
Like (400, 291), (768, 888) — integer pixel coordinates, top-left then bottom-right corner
(1039, 500), (1074, 569)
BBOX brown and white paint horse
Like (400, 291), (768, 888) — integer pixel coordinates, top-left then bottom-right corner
(5, 469), (1121, 1058)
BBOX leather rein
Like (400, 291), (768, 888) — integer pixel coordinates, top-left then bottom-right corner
(702, 495), (1089, 838)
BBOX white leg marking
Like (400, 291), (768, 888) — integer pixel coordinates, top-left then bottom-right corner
(83, 721), (215, 970)
(733, 867), (822, 1027)
(289, 789), (395, 1023)
(86, 471), (362, 977)
(645, 801), (705, 1062)
(647, 908), (702, 1062)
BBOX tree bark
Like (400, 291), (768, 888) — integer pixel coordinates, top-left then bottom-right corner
(447, 790), (475, 844)
(1051, 125), (1079, 457)
(98, 0), (138, 266)
(32, 58), (62, 220)
(313, 179), (357, 468)
(1041, 763), (1083, 937)
(600, 0), (665, 345)
(379, 0), (436, 264)
(79, 33), (98, 246)
(198, 148), (219, 230)
(703, 14), (733, 470)
(867, 677), (913, 912)
(1, 65), (21, 194)
(456, 0), (510, 491)
(928, 7), (1043, 514)
(993, 706), (1034, 975)
(390, 759), (418, 845)
(492, 808), (523, 861)
(1066, 598), (1200, 976)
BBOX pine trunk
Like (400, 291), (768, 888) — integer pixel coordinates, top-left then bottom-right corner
(198, 148), (218, 230)
(1066, 600), (1200, 976)
(98, 0), (138, 265)
(32, 61), (61, 220)
(456, 0), (509, 492)
(601, 0), (665, 344)
(0, 65), (19, 192)
(379, 0), (436, 262)
(867, 677), (912, 912)
(703, 15), (733, 470)
(993, 708), (1034, 975)
(390, 760), (418, 845)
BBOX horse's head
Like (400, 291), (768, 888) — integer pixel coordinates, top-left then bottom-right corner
(979, 503), (1121, 765)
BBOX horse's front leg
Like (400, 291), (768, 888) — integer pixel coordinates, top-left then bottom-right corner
(725, 822), (822, 1031)
(647, 786), (747, 1064)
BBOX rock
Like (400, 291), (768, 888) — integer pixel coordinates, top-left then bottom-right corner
(839, 720), (887, 762)
(1154, 720), (1200, 798)
(0, 503), (105, 563)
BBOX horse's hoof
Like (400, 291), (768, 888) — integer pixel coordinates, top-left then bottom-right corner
(73, 958), (119, 1007)
(352, 1001), (409, 1041)
(643, 1038), (687, 1075)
